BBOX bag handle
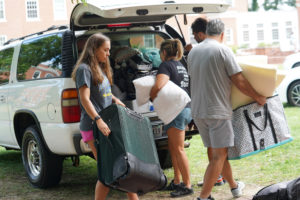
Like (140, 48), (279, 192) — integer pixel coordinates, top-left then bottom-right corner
(243, 104), (268, 151)
(243, 104), (269, 132)
(243, 102), (279, 151)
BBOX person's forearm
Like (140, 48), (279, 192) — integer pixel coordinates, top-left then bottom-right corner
(112, 94), (118, 103)
(150, 74), (169, 101)
(150, 85), (160, 101)
(231, 72), (265, 104)
(81, 96), (100, 120)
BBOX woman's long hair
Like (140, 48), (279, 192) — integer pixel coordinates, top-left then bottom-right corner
(72, 33), (113, 85)
(160, 39), (183, 61)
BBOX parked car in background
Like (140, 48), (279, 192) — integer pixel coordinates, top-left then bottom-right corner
(277, 67), (300, 107)
(283, 52), (300, 70)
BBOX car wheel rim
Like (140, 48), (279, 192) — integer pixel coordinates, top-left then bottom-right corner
(27, 140), (41, 177)
(291, 84), (300, 106)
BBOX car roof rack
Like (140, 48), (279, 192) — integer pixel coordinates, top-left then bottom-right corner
(3, 25), (68, 46)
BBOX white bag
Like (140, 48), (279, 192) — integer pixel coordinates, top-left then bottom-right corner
(153, 81), (191, 124)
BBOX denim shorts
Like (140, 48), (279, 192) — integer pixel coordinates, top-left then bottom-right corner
(164, 107), (192, 131)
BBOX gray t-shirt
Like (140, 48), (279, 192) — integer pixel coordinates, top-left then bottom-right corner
(187, 38), (242, 119)
(75, 63), (112, 131)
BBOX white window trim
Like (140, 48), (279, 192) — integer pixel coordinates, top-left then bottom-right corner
(0, 0), (6, 22)
(53, 0), (67, 20)
(25, 0), (40, 21)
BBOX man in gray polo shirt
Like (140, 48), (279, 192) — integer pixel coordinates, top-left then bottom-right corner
(187, 19), (266, 200)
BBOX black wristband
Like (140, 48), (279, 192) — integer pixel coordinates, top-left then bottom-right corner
(94, 115), (101, 121)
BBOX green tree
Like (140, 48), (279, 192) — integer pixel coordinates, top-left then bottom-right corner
(249, 0), (260, 11)
(71, 0), (86, 3)
(249, 0), (296, 11)
(17, 35), (62, 80)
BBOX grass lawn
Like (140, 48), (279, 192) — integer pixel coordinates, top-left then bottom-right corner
(0, 105), (299, 199)
(181, 104), (300, 186)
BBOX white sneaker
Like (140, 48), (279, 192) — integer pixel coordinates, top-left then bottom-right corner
(231, 181), (245, 198)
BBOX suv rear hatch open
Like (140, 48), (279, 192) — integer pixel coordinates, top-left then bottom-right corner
(70, 0), (230, 31)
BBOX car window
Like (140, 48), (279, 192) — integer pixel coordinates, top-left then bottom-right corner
(77, 32), (165, 69)
(110, 32), (164, 69)
(17, 33), (63, 81)
(0, 47), (14, 85)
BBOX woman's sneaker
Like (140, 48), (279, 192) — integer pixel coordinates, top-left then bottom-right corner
(170, 184), (193, 198)
(164, 180), (182, 191)
(231, 181), (245, 198)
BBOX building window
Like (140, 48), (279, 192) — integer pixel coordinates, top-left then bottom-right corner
(26, 0), (39, 20)
(144, 34), (155, 48)
(0, 0), (5, 20)
(256, 23), (264, 41)
(272, 29), (279, 41)
(257, 30), (264, 41)
(286, 27), (293, 39)
(32, 71), (41, 79)
(285, 21), (293, 39)
(53, 0), (67, 20)
(0, 35), (6, 46)
(225, 28), (233, 44)
(243, 31), (249, 42)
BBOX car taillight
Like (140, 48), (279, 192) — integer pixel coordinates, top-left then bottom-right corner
(61, 89), (80, 123)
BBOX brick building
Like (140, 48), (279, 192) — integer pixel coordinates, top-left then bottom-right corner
(0, 0), (75, 45)
(0, 0), (299, 64)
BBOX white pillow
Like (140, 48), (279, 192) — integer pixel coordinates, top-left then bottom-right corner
(153, 81), (191, 124)
(133, 75), (155, 106)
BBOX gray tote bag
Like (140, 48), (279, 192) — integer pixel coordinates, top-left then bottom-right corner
(228, 95), (293, 160)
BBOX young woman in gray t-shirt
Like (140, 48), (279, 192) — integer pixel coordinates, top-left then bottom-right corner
(72, 33), (138, 200)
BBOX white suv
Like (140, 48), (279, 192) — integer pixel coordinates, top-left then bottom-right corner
(0, 0), (229, 188)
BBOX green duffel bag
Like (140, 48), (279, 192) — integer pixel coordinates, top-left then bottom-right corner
(93, 104), (167, 195)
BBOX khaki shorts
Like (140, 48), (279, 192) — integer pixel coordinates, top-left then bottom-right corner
(193, 118), (234, 148)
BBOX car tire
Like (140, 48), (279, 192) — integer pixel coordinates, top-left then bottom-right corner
(287, 80), (300, 107)
(22, 125), (63, 188)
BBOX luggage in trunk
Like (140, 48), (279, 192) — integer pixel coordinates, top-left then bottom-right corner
(93, 104), (167, 195)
